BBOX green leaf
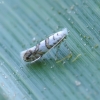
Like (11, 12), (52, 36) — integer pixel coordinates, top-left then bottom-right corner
(0, 0), (100, 100)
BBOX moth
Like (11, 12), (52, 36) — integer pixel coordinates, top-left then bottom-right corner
(21, 28), (68, 63)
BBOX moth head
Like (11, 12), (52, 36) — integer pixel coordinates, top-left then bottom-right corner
(21, 50), (33, 62)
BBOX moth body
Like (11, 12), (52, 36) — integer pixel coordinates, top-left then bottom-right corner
(21, 28), (68, 62)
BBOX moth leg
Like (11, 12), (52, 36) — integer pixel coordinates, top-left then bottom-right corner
(31, 56), (41, 63)
(54, 36), (68, 60)
(55, 42), (61, 60)
(64, 40), (72, 54)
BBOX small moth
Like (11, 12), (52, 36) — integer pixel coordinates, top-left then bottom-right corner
(21, 28), (68, 62)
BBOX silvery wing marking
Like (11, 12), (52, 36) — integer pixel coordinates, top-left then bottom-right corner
(20, 28), (68, 62)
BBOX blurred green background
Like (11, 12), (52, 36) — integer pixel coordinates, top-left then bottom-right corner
(0, 0), (100, 100)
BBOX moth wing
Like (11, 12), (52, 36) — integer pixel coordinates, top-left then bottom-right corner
(44, 35), (66, 55)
